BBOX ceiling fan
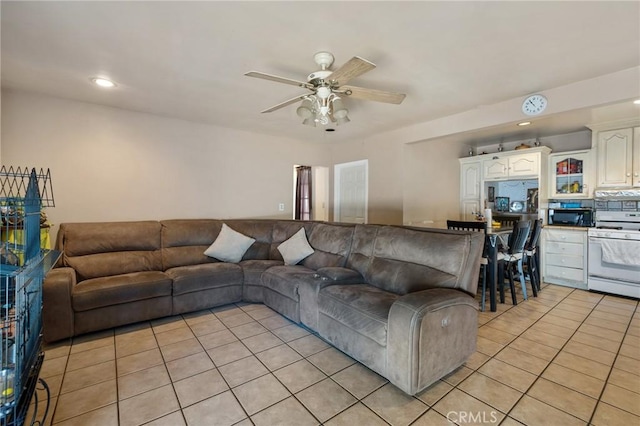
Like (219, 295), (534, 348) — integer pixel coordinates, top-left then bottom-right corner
(245, 52), (406, 126)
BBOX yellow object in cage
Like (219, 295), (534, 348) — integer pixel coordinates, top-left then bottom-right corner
(1, 228), (51, 266)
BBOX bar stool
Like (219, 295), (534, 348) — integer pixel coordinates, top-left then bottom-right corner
(447, 220), (489, 311)
(497, 220), (531, 305)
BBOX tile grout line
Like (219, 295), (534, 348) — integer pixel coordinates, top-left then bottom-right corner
(153, 316), (190, 426)
(451, 285), (575, 423)
(586, 299), (640, 425)
(218, 303), (328, 424)
(191, 305), (255, 424)
(233, 303), (394, 425)
(499, 288), (604, 423)
(499, 288), (638, 424)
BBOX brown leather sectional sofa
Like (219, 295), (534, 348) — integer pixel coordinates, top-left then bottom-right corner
(43, 219), (483, 395)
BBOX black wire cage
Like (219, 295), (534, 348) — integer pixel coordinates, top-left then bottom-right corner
(0, 167), (58, 426)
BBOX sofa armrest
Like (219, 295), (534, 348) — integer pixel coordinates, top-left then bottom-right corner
(386, 287), (478, 395)
(43, 267), (76, 342)
(315, 267), (364, 284)
(298, 267), (363, 332)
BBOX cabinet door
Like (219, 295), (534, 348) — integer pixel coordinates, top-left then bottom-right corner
(634, 127), (640, 187)
(597, 128), (633, 187)
(508, 153), (539, 177)
(461, 199), (480, 221)
(549, 152), (590, 198)
(483, 158), (509, 180)
(461, 161), (481, 199)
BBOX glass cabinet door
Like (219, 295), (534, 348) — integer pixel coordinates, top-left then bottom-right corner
(550, 152), (590, 197)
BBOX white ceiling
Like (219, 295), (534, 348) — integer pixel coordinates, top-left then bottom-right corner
(2, 1), (639, 144)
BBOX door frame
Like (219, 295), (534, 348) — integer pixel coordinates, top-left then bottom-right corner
(334, 159), (368, 224)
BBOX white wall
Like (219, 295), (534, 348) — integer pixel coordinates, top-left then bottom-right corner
(329, 136), (405, 225)
(1, 90), (329, 239)
(402, 139), (469, 228)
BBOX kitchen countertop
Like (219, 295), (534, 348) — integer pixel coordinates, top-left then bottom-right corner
(544, 225), (591, 231)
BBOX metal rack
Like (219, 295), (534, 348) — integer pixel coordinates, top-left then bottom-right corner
(0, 167), (57, 426)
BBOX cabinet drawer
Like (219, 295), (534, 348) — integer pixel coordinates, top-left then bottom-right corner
(545, 265), (584, 282)
(545, 241), (583, 256)
(545, 229), (585, 244)
(545, 253), (583, 269)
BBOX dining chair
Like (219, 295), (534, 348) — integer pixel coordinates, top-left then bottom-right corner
(524, 218), (543, 296)
(497, 220), (531, 305)
(446, 220), (489, 311)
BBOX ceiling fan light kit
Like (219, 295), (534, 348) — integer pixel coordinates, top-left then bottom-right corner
(245, 51), (406, 127)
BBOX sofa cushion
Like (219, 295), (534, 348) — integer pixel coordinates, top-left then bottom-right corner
(278, 228), (314, 265)
(60, 221), (162, 256)
(73, 271), (172, 312)
(166, 263), (243, 296)
(161, 219), (222, 269)
(225, 220), (276, 260)
(239, 259), (283, 286)
(302, 223), (355, 269)
(261, 265), (315, 301)
(349, 226), (466, 295)
(66, 251), (163, 282)
(204, 223), (256, 263)
(318, 284), (399, 346)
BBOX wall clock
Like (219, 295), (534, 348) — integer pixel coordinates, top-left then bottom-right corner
(522, 94), (547, 116)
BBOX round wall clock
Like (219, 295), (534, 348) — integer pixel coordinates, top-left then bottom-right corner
(522, 94), (548, 116)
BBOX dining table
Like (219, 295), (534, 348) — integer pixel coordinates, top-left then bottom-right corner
(484, 226), (512, 312)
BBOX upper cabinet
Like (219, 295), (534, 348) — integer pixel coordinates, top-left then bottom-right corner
(458, 147), (551, 221)
(596, 128), (635, 187)
(588, 121), (640, 189)
(482, 147), (550, 181)
(549, 150), (592, 198)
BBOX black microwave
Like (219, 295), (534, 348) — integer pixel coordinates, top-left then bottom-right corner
(548, 208), (594, 227)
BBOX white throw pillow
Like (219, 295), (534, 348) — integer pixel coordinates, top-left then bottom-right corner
(278, 227), (315, 265)
(204, 223), (255, 263)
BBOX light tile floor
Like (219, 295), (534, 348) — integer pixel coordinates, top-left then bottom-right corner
(29, 283), (639, 425)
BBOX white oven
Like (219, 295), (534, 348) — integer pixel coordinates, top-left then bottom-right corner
(587, 209), (640, 299)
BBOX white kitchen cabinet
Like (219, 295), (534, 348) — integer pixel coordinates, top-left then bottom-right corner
(549, 150), (592, 198)
(461, 199), (481, 220)
(541, 227), (588, 289)
(594, 126), (640, 188)
(460, 160), (481, 199)
(458, 158), (481, 220)
(459, 146), (550, 220)
(483, 149), (548, 181)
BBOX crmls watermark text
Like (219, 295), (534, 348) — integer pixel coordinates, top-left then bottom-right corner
(446, 411), (500, 424)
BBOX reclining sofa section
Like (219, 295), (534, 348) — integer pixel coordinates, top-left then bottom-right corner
(44, 219), (483, 395)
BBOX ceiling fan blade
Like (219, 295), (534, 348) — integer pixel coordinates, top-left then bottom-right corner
(328, 57), (376, 86)
(245, 71), (313, 89)
(261, 95), (307, 113)
(340, 85), (406, 104)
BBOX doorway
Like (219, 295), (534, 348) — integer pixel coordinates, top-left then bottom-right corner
(292, 165), (329, 221)
(334, 160), (368, 224)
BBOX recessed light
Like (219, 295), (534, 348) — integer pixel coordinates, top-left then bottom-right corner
(90, 77), (116, 88)
(518, 121), (531, 126)
(634, 99), (640, 105)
